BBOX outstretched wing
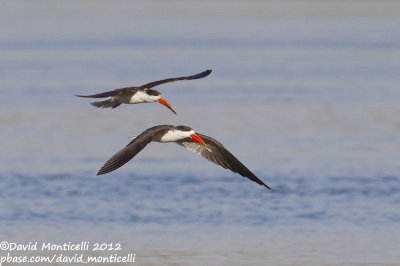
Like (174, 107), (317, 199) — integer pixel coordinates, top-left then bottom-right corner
(75, 90), (119, 98)
(76, 70), (211, 98)
(97, 125), (172, 175)
(140, 69), (212, 89)
(75, 88), (139, 99)
(176, 134), (270, 189)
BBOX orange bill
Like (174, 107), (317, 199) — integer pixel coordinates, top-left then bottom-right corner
(190, 133), (211, 151)
(158, 97), (177, 114)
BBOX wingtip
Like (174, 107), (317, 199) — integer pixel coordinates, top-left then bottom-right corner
(97, 169), (105, 176)
(264, 184), (272, 190)
(197, 69), (212, 78)
(260, 180), (272, 190)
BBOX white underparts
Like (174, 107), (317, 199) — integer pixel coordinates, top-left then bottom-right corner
(127, 91), (160, 104)
(159, 130), (195, 143)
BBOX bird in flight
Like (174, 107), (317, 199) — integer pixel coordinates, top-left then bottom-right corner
(76, 69), (212, 114)
(97, 125), (270, 189)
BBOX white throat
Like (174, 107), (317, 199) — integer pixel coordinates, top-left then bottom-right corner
(129, 91), (160, 103)
(159, 129), (194, 143)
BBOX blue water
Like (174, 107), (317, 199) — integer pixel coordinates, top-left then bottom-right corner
(2, 173), (399, 227)
(1, 1), (400, 265)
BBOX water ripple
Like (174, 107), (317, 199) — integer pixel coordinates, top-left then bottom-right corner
(0, 173), (399, 228)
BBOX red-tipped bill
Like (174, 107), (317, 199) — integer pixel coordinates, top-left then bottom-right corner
(158, 97), (176, 114)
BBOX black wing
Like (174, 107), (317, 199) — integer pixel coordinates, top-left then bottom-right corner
(176, 134), (270, 189)
(75, 88), (139, 99)
(97, 125), (172, 175)
(75, 90), (119, 98)
(76, 70), (211, 98)
(140, 69), (212, 89)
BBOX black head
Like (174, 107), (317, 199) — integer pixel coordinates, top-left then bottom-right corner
(175, 125), (193, 132)
(146, 89), (161, 96)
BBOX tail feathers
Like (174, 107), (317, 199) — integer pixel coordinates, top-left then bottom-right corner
(91, 99), (120, 109)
